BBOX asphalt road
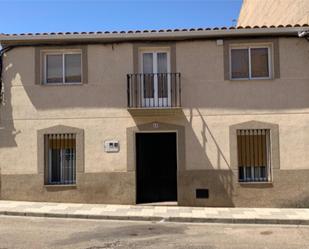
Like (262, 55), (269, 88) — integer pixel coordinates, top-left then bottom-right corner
(0, 216), (309, 249)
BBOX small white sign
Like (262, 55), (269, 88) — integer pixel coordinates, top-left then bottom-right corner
(104, 140), (120, 153)
(153, 122), (159, 129)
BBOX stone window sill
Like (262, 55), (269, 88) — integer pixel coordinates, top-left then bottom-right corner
(44, 184), (77, 189)
(238, 181), (273, 187)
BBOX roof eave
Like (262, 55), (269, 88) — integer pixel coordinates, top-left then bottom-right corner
(0, 27), (307, 46)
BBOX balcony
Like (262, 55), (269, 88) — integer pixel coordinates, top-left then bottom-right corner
(127, 73), (181, 114)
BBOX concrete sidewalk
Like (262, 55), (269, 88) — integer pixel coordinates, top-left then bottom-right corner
(0, 200), (309, 225)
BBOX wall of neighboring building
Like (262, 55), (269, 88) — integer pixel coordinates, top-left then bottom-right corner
(238, 0), (309, 26)
(0, 36), (309, 207)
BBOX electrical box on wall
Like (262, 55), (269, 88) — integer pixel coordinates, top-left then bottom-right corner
(216, 39), (223, 46)
(104, 140), (120, 153)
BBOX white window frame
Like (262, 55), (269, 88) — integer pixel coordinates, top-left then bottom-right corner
(229, 44), (273, 80)
(139, 47), (172, 107)
(43, 50), (83, 85)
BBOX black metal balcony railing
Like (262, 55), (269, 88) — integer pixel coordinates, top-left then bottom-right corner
(127, 73), (181, 108)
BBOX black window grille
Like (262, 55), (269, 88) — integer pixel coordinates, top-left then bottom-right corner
(237, 129), (271, 182)
(44, 133), (76, 185)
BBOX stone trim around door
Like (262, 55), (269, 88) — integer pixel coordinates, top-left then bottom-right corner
(126, 122), (186, 173)
(229, 120), (280, 183)
(37, 125), (84, 185)
(126, 121), (185, 204)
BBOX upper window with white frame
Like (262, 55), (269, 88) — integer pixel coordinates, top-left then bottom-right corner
(230, 45), (272, 80)
(43, 51), (82, 84)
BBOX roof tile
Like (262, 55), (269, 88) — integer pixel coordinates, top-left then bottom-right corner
(1, 24), (308, 38)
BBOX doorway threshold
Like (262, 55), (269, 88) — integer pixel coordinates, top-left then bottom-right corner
(138, 201), (178, 206)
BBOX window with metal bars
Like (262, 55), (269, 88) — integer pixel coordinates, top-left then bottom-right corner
(237, 129), (271, 182)
(44, 134), (76, 185)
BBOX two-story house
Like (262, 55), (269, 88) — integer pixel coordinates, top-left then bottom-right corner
(0, 25), (308, 207)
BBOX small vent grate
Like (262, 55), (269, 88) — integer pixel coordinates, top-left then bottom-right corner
(196, 189), (209, 199)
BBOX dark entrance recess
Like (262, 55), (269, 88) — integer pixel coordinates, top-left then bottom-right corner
(136, 132), (177, 204)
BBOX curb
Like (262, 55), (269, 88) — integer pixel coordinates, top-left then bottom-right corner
(1, 211), (309, 225)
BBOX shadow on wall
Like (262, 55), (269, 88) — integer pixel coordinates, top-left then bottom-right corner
(19, 75), (309, 110)
(185, 108), (234, 207)
(130, 108), (235, 207)
(0, 53), (20, 148)
(3, 42), (309, 111)
(2, 44), (309, 142)
(281, 195), (309, 208)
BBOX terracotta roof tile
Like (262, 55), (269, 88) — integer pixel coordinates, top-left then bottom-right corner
(1, 24), (308, 38)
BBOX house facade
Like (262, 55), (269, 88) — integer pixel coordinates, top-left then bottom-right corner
(0, 25), (308, 207)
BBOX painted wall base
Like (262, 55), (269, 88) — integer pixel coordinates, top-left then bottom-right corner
(0, 172), (135, 204)
(1, 169), (309, 208)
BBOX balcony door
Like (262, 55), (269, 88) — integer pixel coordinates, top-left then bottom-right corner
(141, 50), (171, 107)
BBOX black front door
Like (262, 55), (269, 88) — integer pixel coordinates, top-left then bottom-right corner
(136, 132), (177, 204)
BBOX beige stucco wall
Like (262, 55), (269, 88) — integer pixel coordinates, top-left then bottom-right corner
(238, 0), (309, 26)
(0, 43), (134, 175)
(176, 38), (309, 171)
(0, 37), (309, 206)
